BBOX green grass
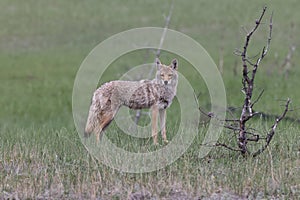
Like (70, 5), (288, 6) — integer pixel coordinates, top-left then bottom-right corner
(1, 0), (300, 199)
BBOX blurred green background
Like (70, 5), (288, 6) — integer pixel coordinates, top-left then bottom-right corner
(1, 0), (299, 199)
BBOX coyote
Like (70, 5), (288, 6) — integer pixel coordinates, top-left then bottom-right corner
(84, 58), (178, 145)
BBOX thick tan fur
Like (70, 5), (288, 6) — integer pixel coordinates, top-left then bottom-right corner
(84, 58), (178, 144)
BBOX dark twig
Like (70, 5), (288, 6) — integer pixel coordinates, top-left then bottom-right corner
(251, 89), (264, 108)
(214, 142), (243, 152)
(200, 142), (243, 152)
(252, 98), (291, 157)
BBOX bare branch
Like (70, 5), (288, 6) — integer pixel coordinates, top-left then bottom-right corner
(214, 142), (243, 152)
(155, 1), (174, 58)
(193, 91), (200, 108)
(241, 6), (267, 71)
(237, 6), (270, 155)
(135, 1), (174, 124)
(223, 124), (240, 131)
(200, 141), (243, 152)
(251, 10), (272, 83)
(207, 7), (291, 157)
(251, 89), (264, 108)
(252, 99), (291, 157)
(233, 48), (243, 56)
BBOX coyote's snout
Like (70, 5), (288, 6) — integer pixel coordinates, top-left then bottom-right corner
(84, 58), (178, 144)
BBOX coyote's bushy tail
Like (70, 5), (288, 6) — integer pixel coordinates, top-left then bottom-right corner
(84, 98), (99, 138)
(84, 112), (95, 138)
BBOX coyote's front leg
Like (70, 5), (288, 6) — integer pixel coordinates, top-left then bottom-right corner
(159, 109), (168, 144)
(151, 105), (159, 145)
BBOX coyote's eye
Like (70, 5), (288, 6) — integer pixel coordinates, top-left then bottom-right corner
(168, 74), (172, 78)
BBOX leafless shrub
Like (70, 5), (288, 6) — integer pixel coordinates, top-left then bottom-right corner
(201, 6), (291, 157)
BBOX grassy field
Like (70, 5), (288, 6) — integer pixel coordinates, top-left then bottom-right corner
(1, 0), (299, 199)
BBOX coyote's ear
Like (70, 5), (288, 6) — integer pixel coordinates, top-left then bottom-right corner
(171, 58), (178, 70)
(156, 58), (161, 69)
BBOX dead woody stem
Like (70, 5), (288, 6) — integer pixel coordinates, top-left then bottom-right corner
(200, 6), (291, 157)
(238, 6), (269, 154)
(237, 6), (290, 155)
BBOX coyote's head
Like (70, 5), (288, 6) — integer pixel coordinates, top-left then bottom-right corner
(155, 58), (178, 86)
